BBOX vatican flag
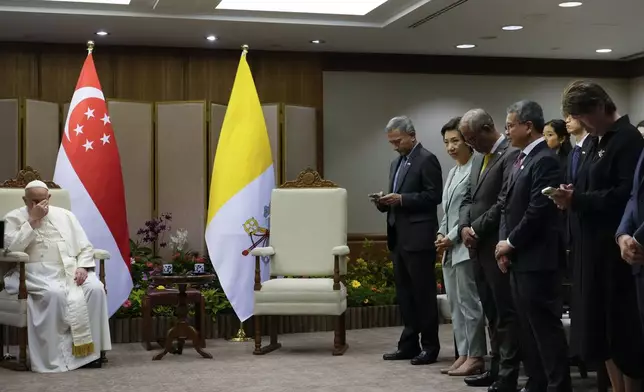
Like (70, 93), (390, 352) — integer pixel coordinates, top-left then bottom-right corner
(205, 47), (274, 322)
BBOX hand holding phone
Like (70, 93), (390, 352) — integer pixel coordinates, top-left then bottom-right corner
(368, 191), (383, 201)
(541, 186), (557, 197)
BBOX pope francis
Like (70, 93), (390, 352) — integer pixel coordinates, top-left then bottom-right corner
(2, 180), (111, 373)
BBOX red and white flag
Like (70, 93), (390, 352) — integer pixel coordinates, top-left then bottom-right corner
(53, 51), (132, 316)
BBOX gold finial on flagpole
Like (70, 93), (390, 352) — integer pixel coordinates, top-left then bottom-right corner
(241, 44), (249, 54)
(87, 40), (95, 54)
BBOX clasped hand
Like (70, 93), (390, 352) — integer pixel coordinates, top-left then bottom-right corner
(495, 240), (512, 273)
(460, 227), (478, 248)
(74, 267), (88, 286)
(434, 234), (452, 253)
(378, 193), (402, 206)
(618, 235), (644, 265)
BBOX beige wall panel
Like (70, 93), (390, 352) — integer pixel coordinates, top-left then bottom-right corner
(107, 101), (154, 240)
(262, 104), (281, 184)
(156, 102), (207, 254)
(208, 103), (227, 179)
(284, 105), (317, 181)
(0, 99), (20, 181)
(63, 103), (70, 120)
(24, 99), (60, 180)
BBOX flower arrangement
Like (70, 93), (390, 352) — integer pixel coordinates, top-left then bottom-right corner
(165, 228), (206, 275)
(345, 239), (397, 307)
(129, 213), (173, 289)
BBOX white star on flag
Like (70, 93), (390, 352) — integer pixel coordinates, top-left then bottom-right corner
(83, 139), (94, 151)
(101, 113), (111, 125)
(101, 134), (111, 145)
(74, 124), (84, 136)
(84, 107), (95, 120)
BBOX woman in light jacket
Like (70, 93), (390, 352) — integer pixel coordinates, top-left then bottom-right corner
(436, 116), (487, 376)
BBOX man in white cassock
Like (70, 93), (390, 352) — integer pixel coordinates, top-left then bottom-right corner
(2, 180), (111, 373)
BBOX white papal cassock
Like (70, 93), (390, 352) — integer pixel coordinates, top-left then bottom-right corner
(3, 205), (112, 373)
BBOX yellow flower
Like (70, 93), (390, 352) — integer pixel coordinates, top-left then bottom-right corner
(157, 285), (165, 290)
(363, 298), (369, 304)
(351, 280), (361, 288)
(386, 261), (393, 269)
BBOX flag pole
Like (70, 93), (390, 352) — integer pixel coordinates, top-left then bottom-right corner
(228, 43), (254, 343)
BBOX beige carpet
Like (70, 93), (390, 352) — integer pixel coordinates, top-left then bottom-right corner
(1, 325), (597, 392)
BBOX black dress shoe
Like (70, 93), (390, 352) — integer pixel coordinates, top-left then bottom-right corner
(410, 350), (437, 365)
(383, 350), (418, 360)
(465, 371), (497, 387)
(487, 380), (517, 392)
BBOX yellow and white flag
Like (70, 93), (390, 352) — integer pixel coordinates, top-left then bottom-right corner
(205, 48), (274, 322)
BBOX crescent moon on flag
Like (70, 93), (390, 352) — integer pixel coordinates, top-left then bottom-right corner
(64, 86), (105, 142)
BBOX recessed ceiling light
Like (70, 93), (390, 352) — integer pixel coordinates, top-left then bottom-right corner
(310, 40), (325, 44)
(95, 31), (109, 36)
(216, 0), (387, 16)
(44, 0), (131, 4)
(502, 25), (523, 31)
(558, 2), (582, 7)
(206, 35), (217, 42)
(456, 44), (476, 49)
(596, 48), (612, 53)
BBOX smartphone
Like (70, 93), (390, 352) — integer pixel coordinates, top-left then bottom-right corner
(541, 186), (557, 196)
(368, 192), (383, 200)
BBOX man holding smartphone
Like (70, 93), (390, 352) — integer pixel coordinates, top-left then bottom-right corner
(372, 115), (443, 365)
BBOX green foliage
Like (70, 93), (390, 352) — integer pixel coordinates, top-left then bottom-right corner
(345, 239), (397, 306)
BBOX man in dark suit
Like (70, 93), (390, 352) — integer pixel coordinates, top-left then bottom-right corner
(458, 109), (521, 392)
(373, 115), (443, 365)
(496, 100), (571, 392)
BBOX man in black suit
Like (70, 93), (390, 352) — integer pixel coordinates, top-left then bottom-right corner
(458, 109), (521, 392)
(495, 100), (571, 392)
(373, 115), (443, 365)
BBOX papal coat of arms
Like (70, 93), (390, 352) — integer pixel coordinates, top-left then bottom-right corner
(241, 204), (270, 264)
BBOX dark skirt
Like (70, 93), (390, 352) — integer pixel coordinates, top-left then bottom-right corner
(569, 238), (644, 378)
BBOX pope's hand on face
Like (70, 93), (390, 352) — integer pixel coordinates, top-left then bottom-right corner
(29, 200), (49, 226)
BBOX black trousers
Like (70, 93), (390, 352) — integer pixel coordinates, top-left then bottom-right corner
(511, 270), (571, 392)
(474, 243), (521, 384)
(637, 269), (644, 335)
(391, 246), (440, 358)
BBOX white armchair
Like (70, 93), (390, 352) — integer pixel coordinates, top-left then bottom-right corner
(0, 167), (111, 371)
(251, 169), (349, 356)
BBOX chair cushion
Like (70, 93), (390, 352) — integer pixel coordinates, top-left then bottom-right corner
(0, 290), (27, 327)
(254, 278), (347, 316)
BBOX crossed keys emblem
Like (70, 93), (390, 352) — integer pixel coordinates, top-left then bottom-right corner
(241, 205), (270, 263)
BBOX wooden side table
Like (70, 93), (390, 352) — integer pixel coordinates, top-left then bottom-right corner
(149, 274), (215, 360)
(142, 287), (206, 351)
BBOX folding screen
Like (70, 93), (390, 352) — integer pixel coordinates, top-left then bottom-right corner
(107, 100), (154, 240)
(156, 101), (207, 254)
(23, 99), (60, 181)
(208, 103), (227, 179)
(262, 104), (282, 184)
(0, 99), (20, 182)
(283, 105), (317, 181)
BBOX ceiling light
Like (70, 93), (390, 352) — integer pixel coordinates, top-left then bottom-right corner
(44, 0), (131, 4)
(502, 25), (523, 31)
(558, 2), (582, 7)
(216, 0), (388, 16)
(206, 35), (217, 42)
(596, 48), (612, 53)
(310, 40), (325, 44)
(456, 44), (476, 49)
(95, 31), (109, 36)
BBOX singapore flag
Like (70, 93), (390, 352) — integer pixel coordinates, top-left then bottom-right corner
(53, 51), (132, 316)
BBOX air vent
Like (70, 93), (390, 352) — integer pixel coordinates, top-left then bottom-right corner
(408, 0), (471, 29)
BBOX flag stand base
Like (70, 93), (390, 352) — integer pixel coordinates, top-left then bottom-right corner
(228, 323), (252, 342)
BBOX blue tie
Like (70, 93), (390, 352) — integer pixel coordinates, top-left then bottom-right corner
(571, 146), (581, 182)
(393, 156), (407, 191)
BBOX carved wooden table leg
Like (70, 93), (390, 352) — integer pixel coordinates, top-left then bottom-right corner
(153, 283), (212, 360)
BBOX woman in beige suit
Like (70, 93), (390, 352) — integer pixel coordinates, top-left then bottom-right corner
(436, 117), (487, 376)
